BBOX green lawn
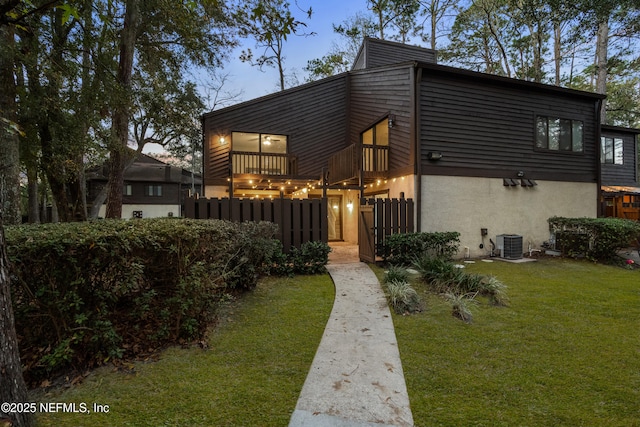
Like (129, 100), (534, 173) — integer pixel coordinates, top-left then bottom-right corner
(35, 275), (334, 427)
(384, 258), (640, 427)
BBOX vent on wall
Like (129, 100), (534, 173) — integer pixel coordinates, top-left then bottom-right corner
(496, 234), (523, 259)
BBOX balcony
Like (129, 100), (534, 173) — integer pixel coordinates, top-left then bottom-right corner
(231, 151), (297, 176)
(327, 144), (388, 185)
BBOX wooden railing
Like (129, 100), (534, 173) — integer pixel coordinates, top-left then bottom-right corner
(363, 145), (388, 173)
(327, 144), (389, 185)
(231, 151), (294, 175)
(328, 144), (359, 184)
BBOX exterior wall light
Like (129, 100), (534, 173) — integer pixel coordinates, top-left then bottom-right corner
(346, 200), (354, 212)
(427, 151), (443, 160)
(219, 136), (227, 145)
(388, 114), (396, 128)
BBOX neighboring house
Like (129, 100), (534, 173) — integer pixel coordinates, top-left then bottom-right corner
(202, 37), (605, 257)
(600, 125), (640, 220)
(87, 153), (202, 219)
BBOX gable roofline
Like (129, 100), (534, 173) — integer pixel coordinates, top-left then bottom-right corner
(416, 61), (606, 101)
(352, 37), (437, 70)
(201, 73), (348, 119)
(601, 124), (640, 134)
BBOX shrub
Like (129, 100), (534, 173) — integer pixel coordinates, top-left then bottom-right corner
(289, 241), (332, 275)
(385, 280), (423, 314)
(443, 292), (478, 323)
(412, 254), (458, 292)
(384, 265), (410, 284)
(549, 217), (640, 262)
(6, 218), (280, 384)
(382, 231), (460, 265)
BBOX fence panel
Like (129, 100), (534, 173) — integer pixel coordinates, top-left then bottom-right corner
(360, 197), (414, 257)
(184, 197), (327, 253)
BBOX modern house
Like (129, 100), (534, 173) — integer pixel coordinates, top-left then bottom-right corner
(600, 125), (640, 220)
(87, 152), (202, 219)
(202, 37), (606, 258)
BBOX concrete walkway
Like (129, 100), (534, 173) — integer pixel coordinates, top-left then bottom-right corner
(288, 258), (414, 427)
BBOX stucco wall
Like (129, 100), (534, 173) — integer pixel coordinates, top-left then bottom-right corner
(98, 204), (181, 219)
(421, 176), (598, 258)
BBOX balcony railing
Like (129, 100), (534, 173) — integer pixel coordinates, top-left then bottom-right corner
(231, 151), (295, 176)
(327, 144), (389, 184)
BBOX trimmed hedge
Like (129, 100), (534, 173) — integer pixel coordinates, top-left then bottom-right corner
(382, 231), (461, 265)
(549, 216), (640, 261)
(6, 219), (281, 384)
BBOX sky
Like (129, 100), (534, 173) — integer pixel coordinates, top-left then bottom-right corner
(203, 0), (368, 106)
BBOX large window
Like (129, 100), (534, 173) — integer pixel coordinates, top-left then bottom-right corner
(536, 116), (583, 152)
(601, 137), (624, 165)
(232, 132), (287, 154)
(362, 119), (389, 172)
(231, 132), (288, 175)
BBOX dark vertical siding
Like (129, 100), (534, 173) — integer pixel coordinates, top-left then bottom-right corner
(419, 70), (600, 182)
(350, 66), (414, 173)
(601, 128), (639, 186)
(203, 75), (349, 185)
(353, 38), (436, 70)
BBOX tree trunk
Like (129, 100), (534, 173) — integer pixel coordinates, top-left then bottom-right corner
(106, 0), (139, 218)
(0, 216), (34, 427)
(595, 19), (609, 123)
(0, 22), (22, 225)
(554, 22), (561, 85)
(27, 170), (39, 223)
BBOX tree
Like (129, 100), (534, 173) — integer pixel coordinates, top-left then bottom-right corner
(417, 0), (458, 50)
(0, 213), (34, 427)
(0, 0), (23, 226)
(237, 0), (313, 91)
(104, 0), (235, 217)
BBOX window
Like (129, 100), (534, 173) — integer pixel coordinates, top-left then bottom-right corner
(601, 137), (623, 165)
(361, 118), (390, 172)
(535, 116), (583, 152)
(123, 184), (132, 196)
(231, 132), (287, 154)
(231, 132), (288, 175)
(145, 185), (162, 197)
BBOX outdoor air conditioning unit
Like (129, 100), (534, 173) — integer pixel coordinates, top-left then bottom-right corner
(496, 234), (523, 259)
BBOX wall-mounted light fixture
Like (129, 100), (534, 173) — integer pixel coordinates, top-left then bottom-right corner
(427, 151), (443, 160)
(517, 170), (525, 177)
(346, 200), (354, 212)
(219, 136), (227, 145)
(388, 114), (396, 128)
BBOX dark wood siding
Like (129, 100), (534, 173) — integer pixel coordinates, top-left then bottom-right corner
(353, 38), (436, 70)
(350, 66), (414, 174)
(203, 75), (348, 185)
(600, 127), (639, 186)
(419, 71), (600, 182)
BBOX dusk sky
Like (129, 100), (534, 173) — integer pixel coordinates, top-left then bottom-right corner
(208, 0), (373, 104)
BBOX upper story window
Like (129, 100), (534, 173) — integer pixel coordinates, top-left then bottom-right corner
(123, 184), (132, 196)
(361, 118), (390, 172)
(601, 137), (623, 165)
(145, 185), (162, 197)
(232, 132), (287, 154)
(535, 116), (583, 153)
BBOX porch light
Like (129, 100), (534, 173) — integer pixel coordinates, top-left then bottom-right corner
(347, 200), (354, 212)
(219, 136), (226, 145)
(427, 151), (443, 160)
(388, 114), (396, 128)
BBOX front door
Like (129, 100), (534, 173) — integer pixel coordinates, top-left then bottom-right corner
(327, 196), (343, 241)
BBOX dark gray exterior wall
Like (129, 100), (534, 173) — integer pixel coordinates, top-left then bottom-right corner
(349, 65), (414, 175)
(600, 126), (640, 186)
(353, 38), (436, 70)
(418, 67), (601, 183)
(203, 75), (349, 185)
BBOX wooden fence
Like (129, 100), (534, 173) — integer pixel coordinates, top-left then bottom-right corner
(184, 197), (328, 253)
(360, 197), (414, 259)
